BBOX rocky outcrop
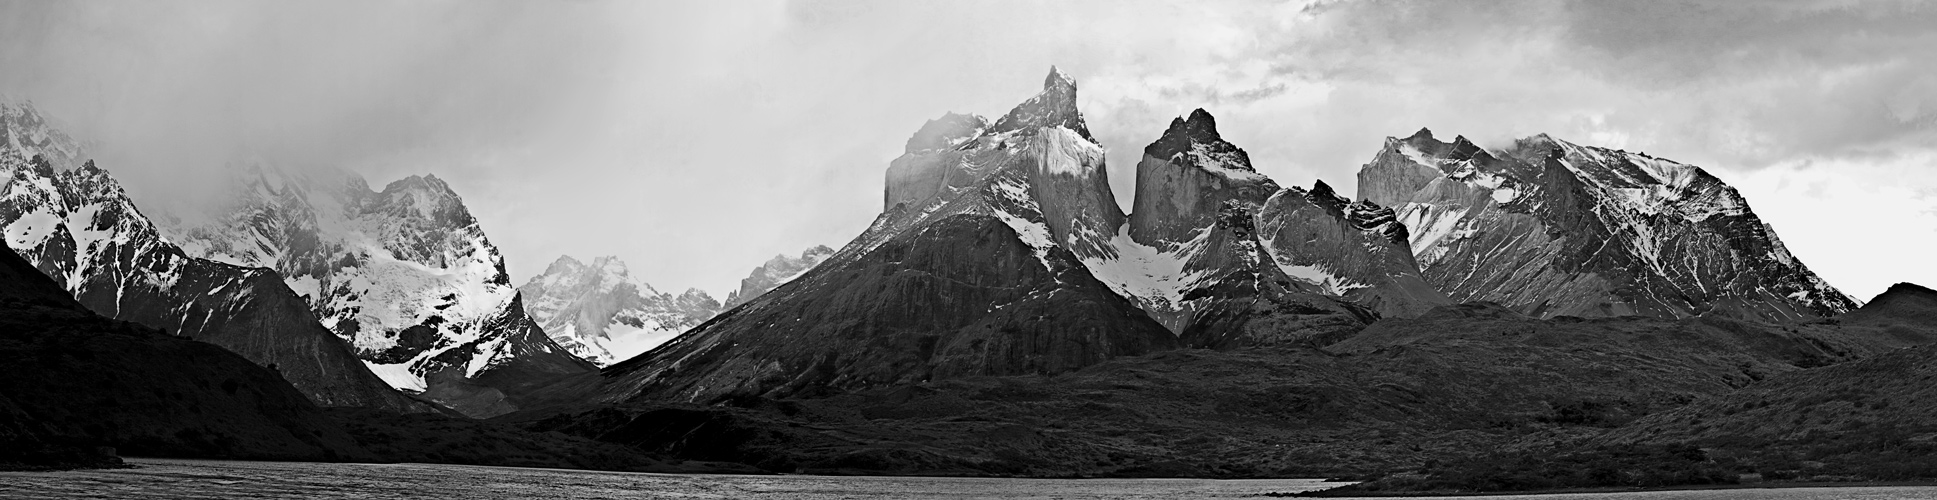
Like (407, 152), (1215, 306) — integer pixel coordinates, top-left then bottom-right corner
(722, 245), (833, 308)
(519, 255), (723, 365)
(0, 108), (421, 413)
(594, 68), (1177, 404)
(1359, 129), (1857, 320)
(1099, 109), (1432, 344)
(1257, 181), (1450, 318)
(157, 164), (593, 417)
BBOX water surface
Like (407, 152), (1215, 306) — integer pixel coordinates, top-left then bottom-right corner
(3, 458), (1934, 499)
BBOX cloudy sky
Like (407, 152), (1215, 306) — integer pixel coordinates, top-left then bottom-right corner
(2, 0), (1932, 301)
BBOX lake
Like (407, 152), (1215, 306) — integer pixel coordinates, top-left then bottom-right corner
(3, 458), (1936, 499)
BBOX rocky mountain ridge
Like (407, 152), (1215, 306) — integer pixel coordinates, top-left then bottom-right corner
(156, 163), (594, 417)
(723, 245), (834, 308)
(1358, 128), (1856, 321)
(0, 102), (420, 412)
(518, 255), (721, 365)
(580, 69), (1440, 406)
(588, 67), (1184, 404)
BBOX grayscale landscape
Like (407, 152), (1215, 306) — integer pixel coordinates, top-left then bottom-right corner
(2, 1), (1935, 498)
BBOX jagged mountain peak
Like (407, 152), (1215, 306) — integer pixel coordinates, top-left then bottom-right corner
(1300, 179), (1350, 214)
(987, 66), (1093, 143)
(157, 161), (591, 416)
(723, 244), (837, 308)
(370, 173), (478, 229)
(1045, 65), (1077, 90)
(2, 134), (425, 412)
(904, 112), (988, 153)
(1143, 108), (1258, 175)
(1, 101), (83, 170)
(519, 254), (722, 366)
(543, 254), (586, 275)
(1362, 129), (1856, 321)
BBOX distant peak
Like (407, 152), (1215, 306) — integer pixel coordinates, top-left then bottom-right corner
(384, 174), (457, 196)
(1045, 65), (1076, 91)
(1406, 127), (1436, 142)
(903, 112), (988, 153)
(987, 66), (1092, 142)
(543, 255), (585, 276)
(1311, 179), (1336, 197)
(1145, 108), (1252, 171)
(1301, 179), (1350, 215)
(591, 256), (631, 276)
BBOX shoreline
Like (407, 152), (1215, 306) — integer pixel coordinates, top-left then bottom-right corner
(1289, 480), (1937, 497)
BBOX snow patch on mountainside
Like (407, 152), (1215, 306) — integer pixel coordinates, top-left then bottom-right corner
(156, 165), (590, 396)
(519, 255), (721, 365)
(1083, 225), (1211, 313)
(1036, 126), (1103, 177)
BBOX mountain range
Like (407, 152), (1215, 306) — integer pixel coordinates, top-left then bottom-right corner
(1361, 129), (1854, 320)
(2, 103), (423, 413)
(3, 67), (1931, 490)
(154, 164), (594, 417)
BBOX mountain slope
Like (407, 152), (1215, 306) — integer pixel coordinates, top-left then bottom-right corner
(158, 164), (594, 417)
(1357, 129), (1856, 320)
(591, 68), (1179, 404)
(723, 245), (833, 308)
(0, 104), (418, 412)
(519, 255), (721, 365)
(0, 240), (372, 469)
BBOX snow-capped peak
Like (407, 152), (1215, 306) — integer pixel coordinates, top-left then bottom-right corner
(987, 67), (1095, 144)
(519, 254), (721, 365)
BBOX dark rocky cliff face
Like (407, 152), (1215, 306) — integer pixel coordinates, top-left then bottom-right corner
(1359, 129), (1857, 321)
(0, 148), (421, 412)
(0, 242), (373, 468)
(594, 68), (1176, 404)
(1105, 109), (1439, 342)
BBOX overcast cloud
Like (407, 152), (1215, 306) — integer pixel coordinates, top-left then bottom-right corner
(2, 0), (1932, 300)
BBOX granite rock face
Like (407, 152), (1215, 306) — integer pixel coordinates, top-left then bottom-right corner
(595, 68), (1178, 404)
(520, 255), (722, 366)
(1358, 129), (1857, 320)
(1256, 181), (1450, 318)
(157, 164), (594, 417)
(1101, 109), (1430, 344)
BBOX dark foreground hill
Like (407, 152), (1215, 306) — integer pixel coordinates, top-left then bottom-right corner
(1301, 283), (1937, 495)
(0, 243), (370, 469)
(0, 241), (756, 473)
(515, 300), (1924, 478)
